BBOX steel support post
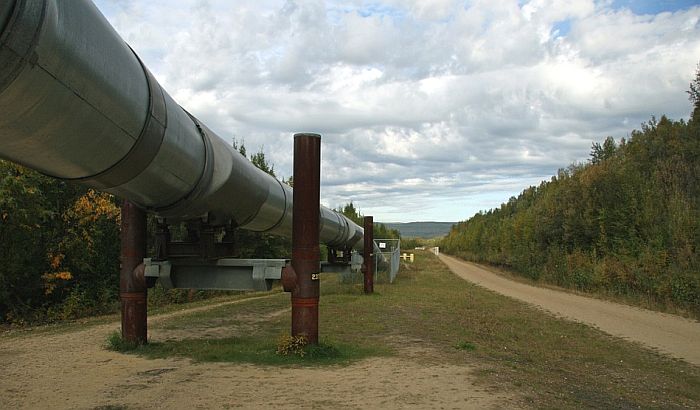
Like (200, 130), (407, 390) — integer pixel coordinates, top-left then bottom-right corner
(363, 216), (374, 294)
(291, 133), (321, 344)
(120, 200), (148, 344)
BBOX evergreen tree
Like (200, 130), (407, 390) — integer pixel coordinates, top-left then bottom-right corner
(590, 136), (617, 164)
(688, 63), (700, 119)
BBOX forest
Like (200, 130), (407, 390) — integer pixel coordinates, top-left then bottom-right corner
(0, 142), (398, 325)
(441, 75), (700, 315)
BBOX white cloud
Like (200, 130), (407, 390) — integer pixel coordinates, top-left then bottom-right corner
(93, 0), (700, 222)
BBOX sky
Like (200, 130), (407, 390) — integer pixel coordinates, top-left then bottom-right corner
(93, 0), (700, 223)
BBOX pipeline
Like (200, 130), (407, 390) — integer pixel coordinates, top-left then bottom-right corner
(0, 0), (370, 252)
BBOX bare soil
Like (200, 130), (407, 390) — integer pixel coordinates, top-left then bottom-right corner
(0, 295), (518, 410)
(440, 254), (700, 366)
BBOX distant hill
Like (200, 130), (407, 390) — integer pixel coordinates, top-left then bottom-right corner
(382, 222), (456, 238)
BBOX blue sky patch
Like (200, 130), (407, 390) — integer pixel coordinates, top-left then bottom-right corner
(611, 0), (700, 15)
(356, 3), (406, 19)
(552, 19), (572, 38)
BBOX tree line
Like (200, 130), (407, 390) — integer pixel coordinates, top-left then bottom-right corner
(0, 161), (121, 323)
(441, 71), (700, 315)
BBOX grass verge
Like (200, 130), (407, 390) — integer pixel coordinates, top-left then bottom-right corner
(456, 257), (700, 320)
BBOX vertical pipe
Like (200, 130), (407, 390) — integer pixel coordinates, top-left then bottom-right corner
(120, 200), (147, 344)
(291, 133), (321, 345)
(363, 216), (374, 294)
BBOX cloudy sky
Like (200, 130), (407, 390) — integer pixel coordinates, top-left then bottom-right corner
(93, 0), (700, 223)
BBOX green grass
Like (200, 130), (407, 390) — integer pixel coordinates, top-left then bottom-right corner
(455, 340), (476, 351)
(102, 251), (698, 407)
(110, 335), (383, 366)
(105, 330), (143, 351)
(460, 259), (700, 320)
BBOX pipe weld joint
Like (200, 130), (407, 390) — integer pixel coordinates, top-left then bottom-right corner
(75, 50), (167, 189)
(291, 297), (319, 308)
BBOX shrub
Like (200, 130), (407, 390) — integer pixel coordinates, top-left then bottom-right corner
(276, 334), (308, 357)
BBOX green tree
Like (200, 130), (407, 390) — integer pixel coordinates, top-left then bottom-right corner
(232, 137), (247, 157)
(590, 136), (617, 164)
(0, 160), (119, 322)
(235, 145), (290, 258)
(339, 202), (362, 225)
(251, 148), (275, 176)
(688, 63), (700, 119)
(337, 202), (400, 239)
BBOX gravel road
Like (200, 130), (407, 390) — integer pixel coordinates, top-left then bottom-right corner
(439, 254), (700, 366)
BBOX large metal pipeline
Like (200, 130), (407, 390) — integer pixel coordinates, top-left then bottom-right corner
(0, 0), (367, 251)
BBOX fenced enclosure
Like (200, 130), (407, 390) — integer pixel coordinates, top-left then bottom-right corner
(337, 239), (401, 285)
(376, 239), (401, 283)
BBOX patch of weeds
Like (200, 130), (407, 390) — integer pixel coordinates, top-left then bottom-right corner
(455, 340), (476, 351)
(276, 334), (308, 357)
(276, 334), (344, 360)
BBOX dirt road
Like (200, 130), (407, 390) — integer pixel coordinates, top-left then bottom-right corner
(440, 254), (700, 366)
(0, 294), (516, 410)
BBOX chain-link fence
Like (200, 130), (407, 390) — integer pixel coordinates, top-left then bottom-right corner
(375, 238), (400, 283)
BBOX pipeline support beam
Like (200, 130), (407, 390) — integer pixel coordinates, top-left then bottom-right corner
(144, 258), (286, 291)
(290, 133), (321, 345)
(363, 216), (374, 294)
(120, 200), (147, 344)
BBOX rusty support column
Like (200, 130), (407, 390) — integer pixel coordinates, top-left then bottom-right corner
(291, 133), (321, 344)
(363, 216), (374, 294)
(120, 200), (148, 344)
